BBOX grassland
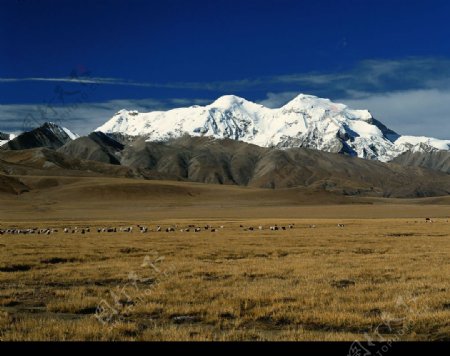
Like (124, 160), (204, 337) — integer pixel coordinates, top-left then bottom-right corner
(1, 218), (450, 341)
(0, 177), (449, 341)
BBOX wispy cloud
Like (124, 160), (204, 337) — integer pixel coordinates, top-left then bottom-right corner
(0, 77), (102, 84)
(0, 76), (165, 87)
(3, 57), (450, 95)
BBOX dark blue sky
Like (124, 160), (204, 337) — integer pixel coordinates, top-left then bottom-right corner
(1, 0), (450, 136)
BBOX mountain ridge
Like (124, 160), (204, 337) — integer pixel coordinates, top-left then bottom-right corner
(95, 93), (450, 162)
(52, 134), (450, 198)
(2, 122), (78, 150)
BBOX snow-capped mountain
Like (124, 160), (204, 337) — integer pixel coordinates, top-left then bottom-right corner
(4, 122), (79, 150)
(96, 94), (450, 162)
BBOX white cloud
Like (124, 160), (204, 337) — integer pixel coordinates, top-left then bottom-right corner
(338, 89), (450, 139)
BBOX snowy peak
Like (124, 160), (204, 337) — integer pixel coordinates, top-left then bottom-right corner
(210, 95), (247, 108)
(4, 122), (79, 150)
(283, 93), (338, 110)
(42, 122), (79, 141)
(96, 94), (450, 162)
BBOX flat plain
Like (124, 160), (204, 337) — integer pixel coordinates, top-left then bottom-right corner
(0, 177), (449, 341)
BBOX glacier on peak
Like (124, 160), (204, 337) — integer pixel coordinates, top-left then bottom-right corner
(96, 94), (450, 162)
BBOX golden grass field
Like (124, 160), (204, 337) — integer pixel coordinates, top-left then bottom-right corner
(0, 177), (449, 341)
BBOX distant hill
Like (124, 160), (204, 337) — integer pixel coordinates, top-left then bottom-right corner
(0, 147), (137, 179)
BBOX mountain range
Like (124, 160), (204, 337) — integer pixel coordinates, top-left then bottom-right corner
(1, 93), (450, 198)
(96, 94), (450, 162)
(1, 129), (450, 198)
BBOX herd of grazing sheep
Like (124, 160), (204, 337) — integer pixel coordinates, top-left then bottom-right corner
(0, 223), (297, 236)
(0, 218), (445, 237)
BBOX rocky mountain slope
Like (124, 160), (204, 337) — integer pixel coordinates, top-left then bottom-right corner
(58, 131), (124, 165)
(392, 150), (450, 174)
(53, 134), (450, 197)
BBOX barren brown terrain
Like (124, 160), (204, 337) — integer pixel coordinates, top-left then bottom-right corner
(1, 177), (449, 341)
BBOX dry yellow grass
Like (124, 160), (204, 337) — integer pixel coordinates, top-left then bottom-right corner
(1, 177), (449, 340)
(1, 216), (450, 341)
